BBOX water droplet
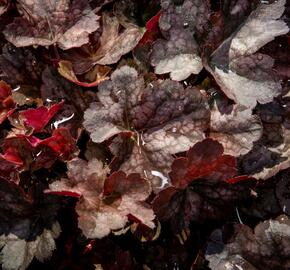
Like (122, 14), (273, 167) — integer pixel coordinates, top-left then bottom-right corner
(234, 264), (243, 270)
(151, 170), (169, 188)
(172, 127), (177, 133)
(140, 133), (146, 145)
(12, 85), (21, 92)
(53, 113), (74, 129)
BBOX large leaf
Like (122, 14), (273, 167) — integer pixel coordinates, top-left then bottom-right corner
(253, 127), (290, 179)
(207, 0), (289, 108)
(63, 13), (145, 74)
(150, 0), (210, 80)
(0, 180), (63, 270)
(2, 128), (78, 171)
(206, 215), (290, 270)
(4, 0), (100, 49)
(83, 66), (210, 190)
(47, 158), (154, 239)
(152, 139), (254, 233)
(209, 104), (262, 156)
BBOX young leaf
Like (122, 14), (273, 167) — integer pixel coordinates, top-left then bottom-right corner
(19, 101), (64, 132)
(2, 128), (78, 170)
(169, 138), (237, 189)
(0, 80), (16, 125)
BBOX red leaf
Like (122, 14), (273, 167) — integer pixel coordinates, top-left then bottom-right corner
(36, 128), (78, 160)
(169, 138), (237, 188)
(0, 80), (16, 124)
(139, 11), (162, 45)
(20, 101), (64, 132)
(226, 175), (254, 184)
(2, 128), (78, 170)
(47, 191), (81, 198)
(103, 171), (149, 197)
(146, 10), (162, 32)
(0, 80), (12, 99)
(1, 147), (23, 165)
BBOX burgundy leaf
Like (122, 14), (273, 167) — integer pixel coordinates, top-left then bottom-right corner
(0, 44), (44, 87)
(2, 128), (78, 171)
(152, 139), (254, 232)
(169, 139), (237, 189)
(139, 10), (162, 45)
(20, 101), (64, 132)
(0, 80), (16, 125)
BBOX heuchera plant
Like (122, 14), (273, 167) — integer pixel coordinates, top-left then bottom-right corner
(0, 0), (289, 269)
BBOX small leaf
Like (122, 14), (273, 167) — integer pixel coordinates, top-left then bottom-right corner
(58, 60), (110, 87)
(210, 104), (262, 156)
(0, 80), (16, 125)
(19, 101), (64, 132)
